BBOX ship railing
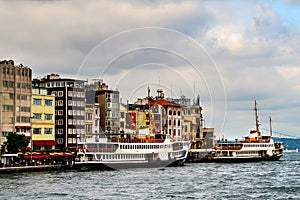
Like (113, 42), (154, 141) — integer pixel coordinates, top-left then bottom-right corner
(214, 146), (243, 151)
(111, 138), (165, 143)
(78, 147), (117, 153)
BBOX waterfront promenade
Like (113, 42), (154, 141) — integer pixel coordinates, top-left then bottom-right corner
(0, 164), (72, 174)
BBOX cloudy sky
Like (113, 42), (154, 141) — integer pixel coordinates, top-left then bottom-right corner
(1, 0), (300, 139)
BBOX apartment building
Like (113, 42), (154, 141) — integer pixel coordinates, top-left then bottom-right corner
(0, 60), (32, 146)
(86, 81), (119, 134)
(31, 86), (56, 151)
(36, 74), (85, 151)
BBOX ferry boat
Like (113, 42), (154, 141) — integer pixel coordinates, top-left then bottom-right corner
(189, 101), (284, 163)
(74, 134), (190, 170)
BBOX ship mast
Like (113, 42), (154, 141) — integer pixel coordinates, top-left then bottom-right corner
(269, 116), (273, 137)
(254, 100), (260, 136)
(147, 87), (152, 135)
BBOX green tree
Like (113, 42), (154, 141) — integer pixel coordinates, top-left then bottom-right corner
(0, 132), (29, 154)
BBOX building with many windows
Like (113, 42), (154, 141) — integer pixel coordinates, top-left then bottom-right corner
(35, 74), (85, 151)
(133, 88), (183, 140)
(86, 81), (119, 134)
(31, 87), (56, 151)
(0, 60), (32, 146)
(85, 103), (100, 137)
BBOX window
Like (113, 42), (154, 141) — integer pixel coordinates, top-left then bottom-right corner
(68, 119), (72, 125)
(58, 91), (63, 97)
(58, 110), (63, 115)
(57, 138), (63, 144)
(33, 128), (41, 134)
(21, 107), (30, 112)
(33, 98), (41, 105)
(57, 129), (63, 134)
(45, 99), (53, 106)
(58, 100), (63, 106)
(2, 105), (13, 111)
(8, 81), (14, 88)
(68, 100), (72, 106)
(33, 113), (42, 120)
(58, 119), (63, 125)
(45, 114), (53, 120)
(68, 91), (72, 97)
(44, 128), (52, 134)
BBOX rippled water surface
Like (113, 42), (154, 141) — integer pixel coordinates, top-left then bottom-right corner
(1, 153), (299, 200)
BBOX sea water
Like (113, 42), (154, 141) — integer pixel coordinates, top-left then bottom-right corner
(0, 153), (299, 200)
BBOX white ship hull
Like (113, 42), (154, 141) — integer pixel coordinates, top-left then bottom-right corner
(74, 136), (190, 170)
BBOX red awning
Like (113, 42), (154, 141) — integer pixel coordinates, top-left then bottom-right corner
(15, 126), (31, 129)
(49, 153), (75, 157)
(33, 140), (57, 146)
(24, 136), (31, 139)
(23, 154), (50, 159)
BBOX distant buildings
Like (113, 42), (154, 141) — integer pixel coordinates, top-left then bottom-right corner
(0, 59), (213, 153)
(0, 60), (32, 146)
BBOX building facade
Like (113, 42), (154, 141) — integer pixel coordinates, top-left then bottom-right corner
(0, 60), (32, 146)
(85, 103), (100, 137)
(86, 81), (120, 134)
(31, 87), (56, 151)
(36, 74), (85, 151)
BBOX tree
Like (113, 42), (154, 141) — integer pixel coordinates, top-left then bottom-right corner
(0, 132), (30, 154)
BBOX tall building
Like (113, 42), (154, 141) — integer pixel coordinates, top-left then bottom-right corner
(36, 74), (85, 151)
(85, 103), (100, 137)
(31, 86), (56, 151)
(86, 81), (119, 134)
(119, 103), (127, 133)
(0, 60), (32, 146)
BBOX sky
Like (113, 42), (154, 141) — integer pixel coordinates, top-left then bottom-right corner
(1, 0), (300, 139)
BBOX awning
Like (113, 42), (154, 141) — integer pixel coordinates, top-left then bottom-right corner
(33, 140), (57, 146)
(24, 136), (31, 139)
(23, 154), (50, 159)
(49, 153), (75, 157)
(15, 125), (31, 129)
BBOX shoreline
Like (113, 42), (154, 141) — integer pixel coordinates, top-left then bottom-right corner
(0, 164), (73, 174)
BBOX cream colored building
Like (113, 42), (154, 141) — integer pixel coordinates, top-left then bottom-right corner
(0, 60), (32, 146)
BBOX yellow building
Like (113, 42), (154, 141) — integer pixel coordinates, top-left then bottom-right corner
(31, 87), (56, 151)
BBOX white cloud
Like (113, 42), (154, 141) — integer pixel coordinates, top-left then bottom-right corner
(1, 0), (300, 138)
